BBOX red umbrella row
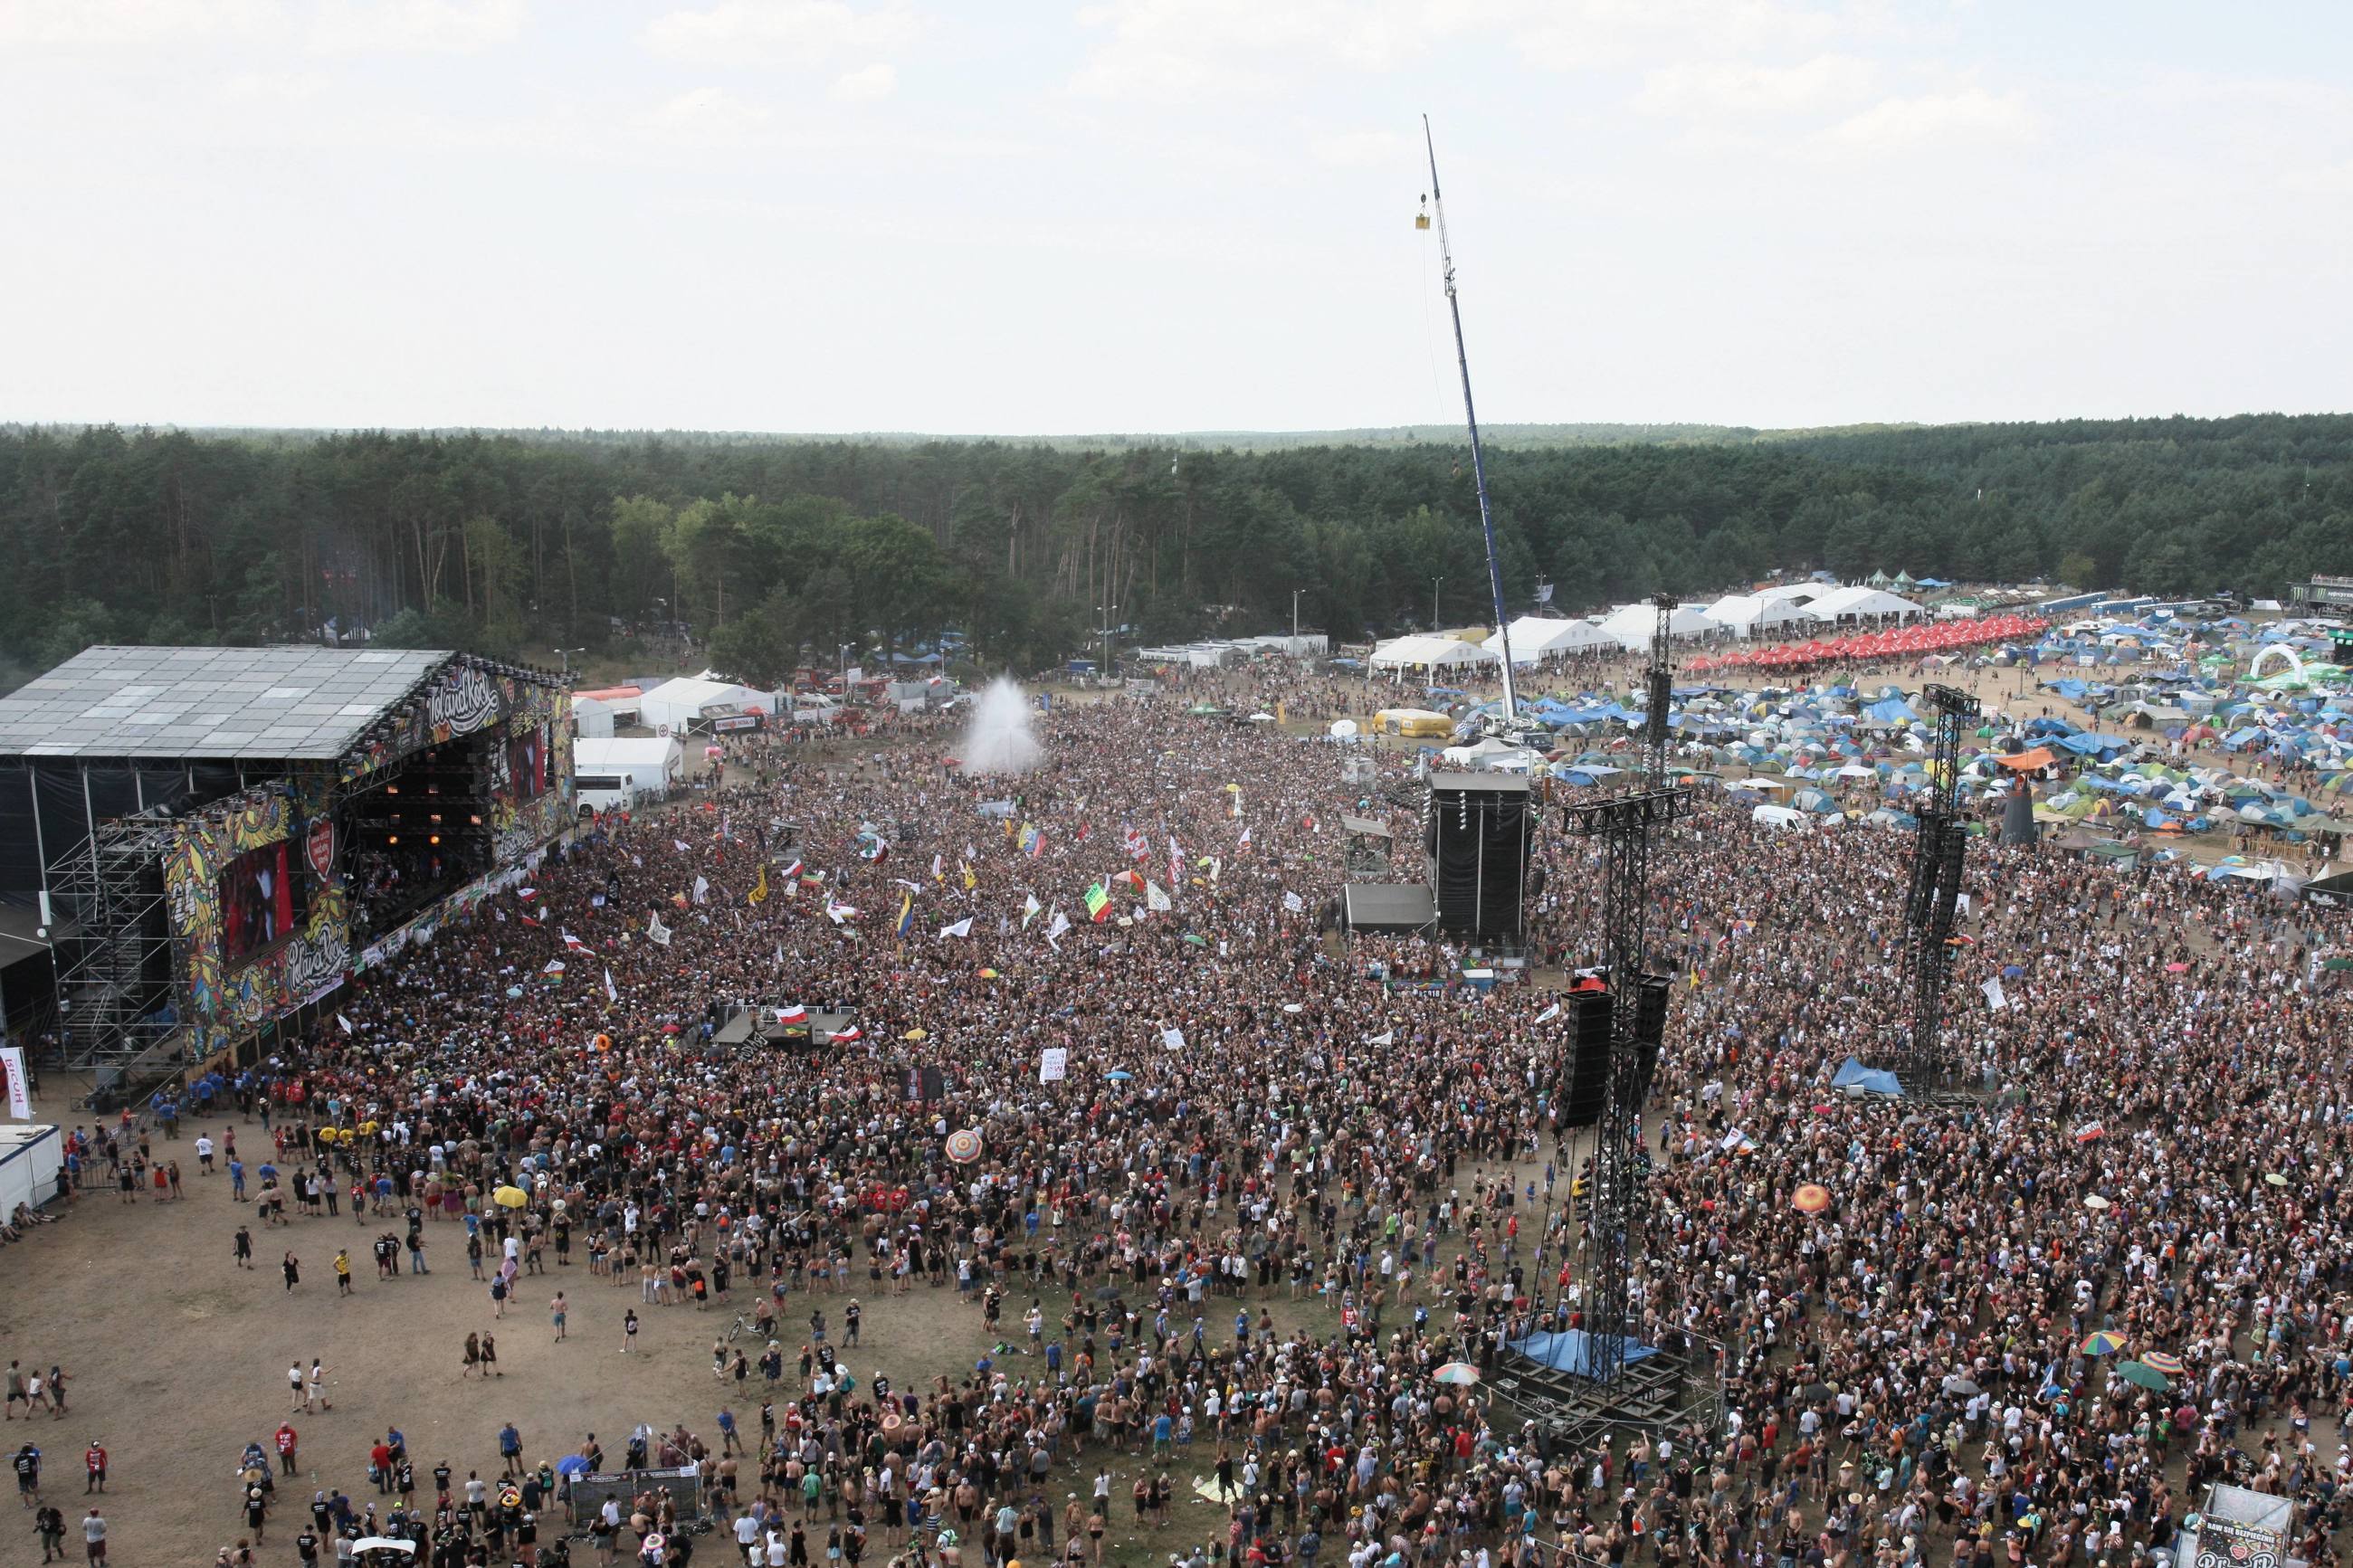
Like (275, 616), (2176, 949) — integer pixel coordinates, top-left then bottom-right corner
(1689, 614), (2046, 674)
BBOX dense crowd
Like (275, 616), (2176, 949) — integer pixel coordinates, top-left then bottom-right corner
(40, 670), (2353, 1568)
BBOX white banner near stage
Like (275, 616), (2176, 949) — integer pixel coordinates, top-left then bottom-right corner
(0, 1047), (29, 1119)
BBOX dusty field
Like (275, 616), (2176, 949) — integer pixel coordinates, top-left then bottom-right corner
(0, 1093), (1557, 1566)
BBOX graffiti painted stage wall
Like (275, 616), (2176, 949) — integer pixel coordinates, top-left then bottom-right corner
(164, 784), (349, 1057)
(164, 659), (570, 1054)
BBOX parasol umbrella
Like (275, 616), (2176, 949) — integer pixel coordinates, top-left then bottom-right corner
(2080, 1330), (2127, 1356)
(1942, 1374), (1981, 1397)
(1793, 1183), (1833, 1213)
(1106, 1069), (1133, 1081)
(2163, 962), (2189, 974)
(2116, 1360), (2170, 1392)
(493, 1185), (529, 1209)
(1431, 1363), (1481, 1386)
(944, 1128), (983, 1165)
(2262, 1172), (2289, 1186)
(2139, 1351), (2186, 1377)
(903, 1028), (929, 1041)
(2082, 1193), (2110, 1210)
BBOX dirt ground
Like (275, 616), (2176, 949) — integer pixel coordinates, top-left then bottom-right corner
(0, 1094), (1558, 1567)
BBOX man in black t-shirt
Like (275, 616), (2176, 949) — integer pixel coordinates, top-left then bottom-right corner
(14, 1441), (42, 1504)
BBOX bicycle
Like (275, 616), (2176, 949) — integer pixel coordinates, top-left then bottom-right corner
(725, 1312), (759, 1343)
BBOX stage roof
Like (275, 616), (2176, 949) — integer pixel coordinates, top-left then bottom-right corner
(0, 645), (454, 761)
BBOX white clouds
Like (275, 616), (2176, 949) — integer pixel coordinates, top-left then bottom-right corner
(1820, 86), (2039, 154)
(831, 62), (898, 101)
(644, 0), (919, 68)
(217, 70), (332, 102)
(1069, 0), (1482, 102)
(1636, 53), (1877, 119)
(1309, 128), (1412, 168)
(1507, 0), (1839, 72)
(0, 0), (275, 49)
(0, 0), (524, 55)
(1068, 0), (1852, 103)
(305, 0), (527, 56)
(629, 86), (775, 147)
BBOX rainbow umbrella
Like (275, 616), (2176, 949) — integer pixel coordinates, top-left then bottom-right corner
(2080, 1330), (2127, 1356)
(944, 1128), (984, 1165)
(1793, 1183), (1833, 1214)
(1431, 1363), (1481, 1386)
(2139, 1351), (2185, 1377)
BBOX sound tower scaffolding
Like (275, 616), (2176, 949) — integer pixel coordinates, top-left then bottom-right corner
(1874, 682), (1980, 1092)
(1494, 593), (1722, 1453)
(1563, 594), (1688, 1382)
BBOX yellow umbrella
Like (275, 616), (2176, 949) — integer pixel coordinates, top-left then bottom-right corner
(903, 1028), (929, 1041)
(492, 1185), (529, 1209)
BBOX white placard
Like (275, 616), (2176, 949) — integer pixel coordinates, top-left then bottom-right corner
(1039, 1047), (1068, 1083)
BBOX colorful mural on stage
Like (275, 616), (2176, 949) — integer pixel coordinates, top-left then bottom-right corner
(163, 784), (351, 1057)
(338, 656), (573, 792)
(489, 688), (575, 868)
(158, 659), (569, 1055)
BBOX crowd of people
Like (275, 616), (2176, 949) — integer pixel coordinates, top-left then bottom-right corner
(25, 664), (2353, 1568)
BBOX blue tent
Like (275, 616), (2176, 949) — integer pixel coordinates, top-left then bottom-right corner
(1506, 1330), (1659, 1377)
(1832, 1056), (1903, 1097)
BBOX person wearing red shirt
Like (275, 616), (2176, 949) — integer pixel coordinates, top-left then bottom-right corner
(369, 1439), (394, 1494)
(81, 1444), (104, 1495)
(275, 1423), (299, 1476)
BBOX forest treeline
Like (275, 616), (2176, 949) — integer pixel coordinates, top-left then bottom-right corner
(0, 413), (2348, 685)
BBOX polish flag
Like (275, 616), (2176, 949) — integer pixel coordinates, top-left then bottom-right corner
(776, 1003), (810, 1025)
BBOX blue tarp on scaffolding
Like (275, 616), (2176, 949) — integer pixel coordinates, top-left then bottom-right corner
(1505, 1330), (1660, 1378)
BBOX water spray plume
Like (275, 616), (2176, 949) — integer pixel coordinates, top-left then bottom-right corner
(961, 677), (1042, 775)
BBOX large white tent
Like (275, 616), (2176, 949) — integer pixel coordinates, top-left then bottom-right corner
(1702, 594), (1815, 637)
(1482, 616), (1614, 663)
(1596, 603), (1723, 651)
(1369, 635), (1502, 674)
(638, 676), (776, 733)
(1802, 585), (1925, 623)
(574, 736), (684, 811)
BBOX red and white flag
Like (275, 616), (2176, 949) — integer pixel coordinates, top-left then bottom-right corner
(776, 1003), (809, 1025)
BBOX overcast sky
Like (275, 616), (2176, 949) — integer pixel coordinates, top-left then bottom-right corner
(3, 0), (2348, 434)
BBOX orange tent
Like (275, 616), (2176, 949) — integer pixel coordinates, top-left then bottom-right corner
(1996, 747), (2056, 771)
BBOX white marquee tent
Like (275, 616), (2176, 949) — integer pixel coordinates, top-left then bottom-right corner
(1702, 594), (1815, 637)
(1802, 585), (1926, 623)
(1596, 603), (1724, 651)
(638, 676), (776, 734)
(1369, 635), (1502, 674)
(1482, 616), (1614, 663)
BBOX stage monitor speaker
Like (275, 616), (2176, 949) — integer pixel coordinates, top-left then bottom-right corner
(1560, 989), (1615, 1128)
(1426, 774), (1532, 940)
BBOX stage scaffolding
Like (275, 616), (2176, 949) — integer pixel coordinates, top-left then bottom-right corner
(47, 809), (186, 1079)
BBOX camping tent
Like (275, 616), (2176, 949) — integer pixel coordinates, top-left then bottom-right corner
(1368, 636), (1501, 674)
(1482, 616), (1613, 664)
(1596, 603), (1722, 651)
